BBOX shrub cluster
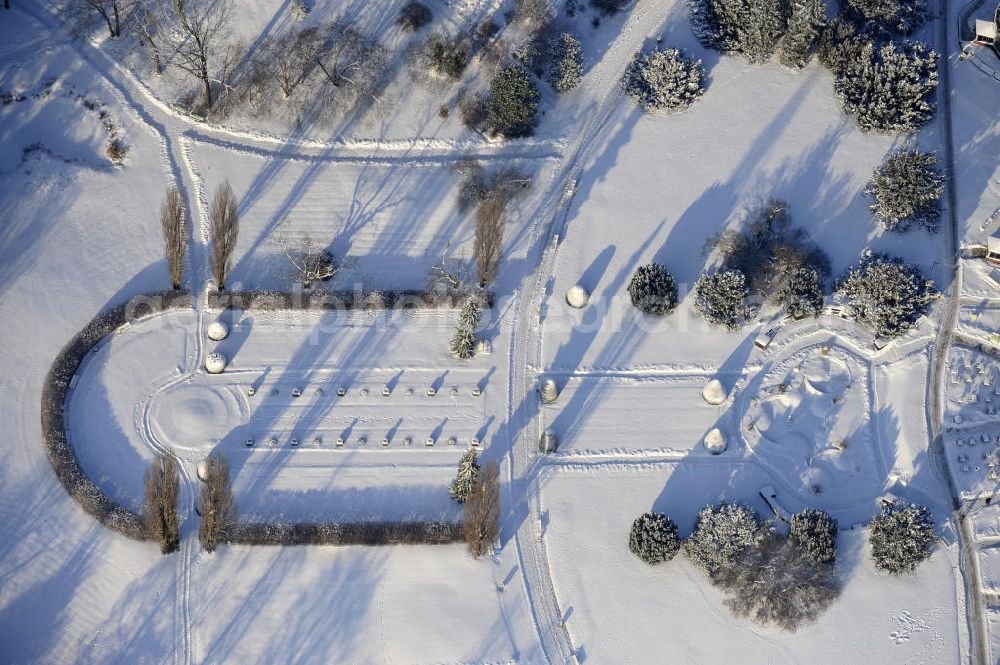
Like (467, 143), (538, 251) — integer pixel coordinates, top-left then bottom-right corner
(689, 0), (789, 63)
(398, 2), (433, 32)
(683, 503), (768, 578)
(777, 266), (825, 319)
(486, 64), (541, 138)
(548, 32), (584, 93)
(866, 149), (943, 233)
(789, 508), (838, 566)
(835, 250), (937, 338)
(868, 500), (935, 574)
(694, 270), (757, 330)
(426, 33), (471, 81)
(622, 48), (705, 113)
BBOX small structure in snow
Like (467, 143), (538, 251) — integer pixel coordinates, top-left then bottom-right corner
(704, 428), (727, 454)
(477, 339), (493, 355)
(702, 379), (727, 405)
(204, 351), (227, 374)
(974, 18), (997, 46)
(197, 459), (210, 482)
(207, 320), (229, 341)
(540, 378), (559, 404)
(539, 429), (558, 453)
(566, 284), (590, 308)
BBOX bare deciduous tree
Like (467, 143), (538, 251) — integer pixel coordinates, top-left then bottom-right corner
(82, 0), (129, 37)
(141, 453), (180, 554)
(198, 452), (236, 553)
(269, 27), (324, 99)
(315, 23), (387, 111)
(462, 460), (500, 558)
(276, 227), (338, 288)
(132, 0), (163, 74)
(209, 181), (239, 290)
(474, 193), (504, 287)
(163, 0), (232, 109)
(160, 186), (187, 290)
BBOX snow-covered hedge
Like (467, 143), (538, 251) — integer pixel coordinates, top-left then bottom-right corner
(866, 148), (943, 233)
(629, 512), (682, 564)
(835, 251), (937, 338)
(622, 48), (705, 113)
(209, 288), (492, 311)
(226, 521), (463, 546)
(868, 500), (935, 574)
(42, 291), (192, 540)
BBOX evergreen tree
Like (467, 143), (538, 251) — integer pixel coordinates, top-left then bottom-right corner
(689, 0), (790, 63)
(684, 503), (768, 578)
(548, 32), (584, 93)
(694, 270), (757, 330)
(486, 64), (540, 138)
(866, 148), (943, 232)
(449, 449), (481, 502)
(790, 509), (838, 566)
(627, 263), (679, 315)
(629, 512), (681, 564)
(868, 500), (935, 574)
(449, 296), (482, 360)
(779, 0), (827, 68)
(777, 267), (824, 319)
(836, 251), (937, 338)
(844, 0), (926, 35)
(622, 48), (705, 112)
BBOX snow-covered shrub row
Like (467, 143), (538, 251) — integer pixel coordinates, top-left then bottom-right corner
(683, 503), (769, 578)
(41, 290), (192, 541)
(689, 0), (789, 63)
(622, 48), (705, 113)
(209, 288), (494, 311)
(868, 500), (935, 574)
(866, 149), (943, 233)
(707, 200), (830, 305)
(844, 0), (927, 35)
(627, 263), (679, 315)
(694, 270), (758, 330)
(226, 520), (463, 546)
(789, 508), (838, 566)
(835, 251), (938, 338)
(548, 32), (584, 93)
(629, 512), (682, 564)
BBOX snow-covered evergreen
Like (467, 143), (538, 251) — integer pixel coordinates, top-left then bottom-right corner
(548, 32), (583, 93)
(789, 509), (838, 566)
(866, 148), (943, 233)
(868, 500), (935, 574)
(844, 0), (926, 35)
(836, 251), (937, 338)
(689, 0), (789, 63)
(449, 297), (482, 360)
(627, 263), (679, 315)
(628, 512), (681, 564)
(694, 270), (757, 330)
(449, 449), (480, 502)
(486, 64), (540, 138)
(622, 48), (705, 112)
(779, 0), (827, 68)
(777, 267), (824, 319)
(684, 503), (768, 578)
(834, 39), (938, 133)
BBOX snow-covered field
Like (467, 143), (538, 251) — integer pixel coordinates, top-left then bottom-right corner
(2, 0), (996, 661)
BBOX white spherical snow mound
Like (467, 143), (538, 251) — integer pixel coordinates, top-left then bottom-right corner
(704, 428), (727, 454)
(566, 284), (590, 309)
(207, 320), (229, 341)
(702, 378), (727, 405)
(205, 352), (227, 374)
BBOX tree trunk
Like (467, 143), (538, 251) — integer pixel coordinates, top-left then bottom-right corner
(202, 69), (213, 108)
(4, 0), (10, 11)
(112, 2), (120, 36)
(100, 10), (116, 37)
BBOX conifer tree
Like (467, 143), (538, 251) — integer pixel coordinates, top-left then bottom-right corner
(450, 449), (481, 502)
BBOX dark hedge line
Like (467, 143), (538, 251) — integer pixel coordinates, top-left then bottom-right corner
(225, 520), (463, 546)
(41, 290), (192, 540)
(209, 289), (495, 311)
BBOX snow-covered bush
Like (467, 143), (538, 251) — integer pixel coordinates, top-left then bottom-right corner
(398, 2), (433, 31)
(866, 149), (943, 233)
(836, 251), (937, 338)
(622, 48), (705, 113)
(591, 0), (630, 13)
(629, 512), (681, 564)
(627, 263), (679, 315)
(779, 0), (827, 68)
(817, 16), (868, 75)
(833, 39), (938, 133)
(694, 270), (757, 330)
(790, 509), (838, 566)
(426, 33), (470, 81)
(777, 267), (824, 319)
(449, 449), (480, 502)
(486, 64), (540, 138)
(684, 503), (768, 578)
(450, 296), (482, 360)
(844, 0), (926, 35)
(689, 0), (789, 63)
(717, 532), (840, 631)
(548, 32), (583, 93)
(868, 500), (935, 574)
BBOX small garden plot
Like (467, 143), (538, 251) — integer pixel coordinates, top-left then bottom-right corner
(740, 343), (883, 506)
(66, 311), (197, 510)
(542, 375), (738, 456)
(540, 465), (962, 665)
(944, 345), (1000, 427)
(188, 138), (555, 291)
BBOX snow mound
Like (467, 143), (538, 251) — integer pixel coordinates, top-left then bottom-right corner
(702, 378), (727, 405)
(205, 352), (227, 374)
(207, 321), (229, 341)
(566, 284), (590, 308)
(704, 428), (727, 454)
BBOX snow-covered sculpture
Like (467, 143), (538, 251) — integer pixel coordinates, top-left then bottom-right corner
(566, 284), (590, 309)
(207, 320), (229, 341)
(702, 378), (727, 405)
(540, 378), (559, 404)
(539, 429), (558, 453)
(704, 428), (727, 454)
(205, 352), (227, 374)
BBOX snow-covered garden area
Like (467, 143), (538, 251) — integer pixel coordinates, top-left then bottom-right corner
(2, 0), (999, 660)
